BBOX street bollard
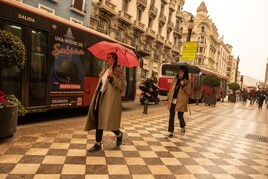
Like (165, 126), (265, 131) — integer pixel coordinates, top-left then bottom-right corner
(196, 99), (199, 105)
(143, 104), (148, 114)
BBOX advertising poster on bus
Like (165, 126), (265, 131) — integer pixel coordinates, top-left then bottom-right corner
(50, 26), (85, 108)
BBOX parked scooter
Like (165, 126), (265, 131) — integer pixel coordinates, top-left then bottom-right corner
(139, 77), (160, 105)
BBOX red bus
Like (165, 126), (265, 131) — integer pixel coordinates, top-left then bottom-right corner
(0, 1), (136, 113)
(158, 63), (227, 102)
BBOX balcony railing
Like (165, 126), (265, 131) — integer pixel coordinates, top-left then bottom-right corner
(176, 11), (183, 19)
(118, 11), (132, 24)
(133, 20), (146, 32)
(149, 5), (158, 17)
(158, 13), (166, 25)
(146, 28), (156, 38)
(169, 1), (176, 11)
(99, 0), (116, 15)
(137, 0), (147, 9)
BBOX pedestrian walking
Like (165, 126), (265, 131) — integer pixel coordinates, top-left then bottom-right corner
(165, 66), (191, 137)
(85, 52), (126, 152)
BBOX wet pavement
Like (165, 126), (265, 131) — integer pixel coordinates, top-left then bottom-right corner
(0, 101), (267, 178)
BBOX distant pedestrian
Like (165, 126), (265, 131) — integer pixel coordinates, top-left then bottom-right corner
(258, 94), (265, 109)
(165, 66), (191, 137)
(85, 52), (125, 152)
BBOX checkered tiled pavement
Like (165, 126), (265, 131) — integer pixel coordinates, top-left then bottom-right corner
(0, 101), (267, 178)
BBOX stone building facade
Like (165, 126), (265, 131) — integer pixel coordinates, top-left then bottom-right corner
(89, 0), (185, 82)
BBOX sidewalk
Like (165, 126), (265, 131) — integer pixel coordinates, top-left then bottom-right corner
(0, 102), (267, 178)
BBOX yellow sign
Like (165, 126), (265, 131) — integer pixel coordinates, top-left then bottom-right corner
(181, 41), (198, 61)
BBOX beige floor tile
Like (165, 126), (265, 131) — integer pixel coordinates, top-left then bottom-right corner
(224, 159), (247, 166)
(175, 174), (196, 179)
(67, 149), (86, 156)
(185, 142), (203, 147)
(253, 159), (268, 166)
(26, 148), (48, 155)
(170, 152), (190, 158)
(179, 147), (197, 152)
(62, 164), (85, 174)
(219, 166), (245, 174)
(138, 151), (158, 158)
(142, 137), (158, 142)
(42, 156), (66, 164)
(160, 158), (182, 165)
(125, 157), (145, 165)
(120, 145), (137, 151)
(160, 142), (176, 147)
(0, 155), (23, 163)
(36, 137), (55, 143)
(127, 133), (141, 137)
(193, 158), (215, 165)
(148, 165), (171, 174)
(212, 174), (235, 179)
(70, 138), (87, 144)
(132, 141), (148, 146)
(0, 174), (7, 179)
(107, 165), (130, 174)
(228, 153), (248, 159)
(132, 175), (155, 179)
(86, 157), (106, 165)
(10, 164), (40, 174)
(104, 150), (123, 157)
(185, 165), (210, 174)
(249, 174), (268, 179)
(50, 143), (70, 149)
(85, 175), (109, 179)
(206, 147), (224, 153)
(33, 174), (61, 179)
(200, 152), (220, 158)
(251, 166), (268, 174)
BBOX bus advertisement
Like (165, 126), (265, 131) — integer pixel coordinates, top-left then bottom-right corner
(0, 1), (136, 113)
(158, 63), (227, 102)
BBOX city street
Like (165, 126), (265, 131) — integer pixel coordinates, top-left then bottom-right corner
(0, 100), (267, 178)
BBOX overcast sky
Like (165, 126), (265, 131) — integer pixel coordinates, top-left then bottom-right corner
(183, 0), (268, 81)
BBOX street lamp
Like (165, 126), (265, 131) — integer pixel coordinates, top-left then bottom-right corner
(235, 56), (240, 82)
(186, 15), (194, 42)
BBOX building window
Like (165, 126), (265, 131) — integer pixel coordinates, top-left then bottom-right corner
(201, 25), (205, 32)
(197, 58), (204, 65)
(198, 36), (206, 44)
(137, 8), (142, 21)
(117, 27), (125, 42)
(158, 24), (162, 35)
(167, 30), (171, 41)
(70, 17), (83, 25)
(71, 0), (86, 14)
(198, 46), (205, 53)
(38, 4), (55, 14)
(133, 35), (139, 49)
(122, 0), (129, 12)
(148, 18), (153, 28)
(98, 17), (109, 34)
(141, 69), (148, 79)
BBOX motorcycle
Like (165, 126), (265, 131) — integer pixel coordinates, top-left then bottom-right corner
(139, 78), (160, 105)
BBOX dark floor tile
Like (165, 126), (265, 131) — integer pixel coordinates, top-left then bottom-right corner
(0, 163), (16, 174)
(239, 159), (261, 166)
(86, 150), (105, 157)
(128, 165), (151, 174)
(140, 134), (153, 137)
(154, 175), (176, 179)
(231, 174), (252, 179)
(122, 151), (141, 157)
(72, 134), (87, 138)
(215, 153), (234, 159)
(69, 144), (86, 149)
(167, 165), (191, 174)
(41, 133), (58, 137)
(20, 155), (45, 164)
(54, 138), (71, 143)
(191, 147), (210, 152)
(143, 158), (164, 165)
(47, 149), (68, 156)
(65, 156), (86, 165)
(155, 151), (174, 158)
(36, 164), (63, 174)
(106, 157), (126, 165)
(165, 146), (181, 152)
(6, 174), (34, 179)
(185, 152), (205, 158)
(18, 136), (38, 142)
(237, 166), (260, 174)
(177, 158), (199, 165)
(135, 146), (152, 151)
(109, 175), (132, 179)
(61, 175), (84, 179)
(147, 141), (161, 146)
(4, 147), (29, 155)
(209, 158), (231, 165)
(194, 174), (215, 179)
(32, 142), (51, 148)
(85, 165), (108, 174)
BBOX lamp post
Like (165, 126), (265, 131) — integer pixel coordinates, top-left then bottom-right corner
(235, 56), (240, 82)
(186, 15), (198, 105)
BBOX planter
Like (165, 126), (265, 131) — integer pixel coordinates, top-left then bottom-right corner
(228, 95), (236, 102)
(0, 104), (18, 139)
(204, 96), (216, 106)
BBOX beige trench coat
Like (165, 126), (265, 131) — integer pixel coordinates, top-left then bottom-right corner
(84, 66), (126, 131)
(166, 77), (191, 112)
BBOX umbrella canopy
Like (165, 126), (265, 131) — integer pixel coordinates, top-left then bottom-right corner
(170, 62), (201, 74)
(87, 41), (140, 68)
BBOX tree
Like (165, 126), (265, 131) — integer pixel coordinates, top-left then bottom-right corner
(202, 74), (220, 96)
(228, 82), (240, 94)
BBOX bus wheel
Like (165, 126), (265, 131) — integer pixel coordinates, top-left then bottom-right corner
(155, 98), (160, 104)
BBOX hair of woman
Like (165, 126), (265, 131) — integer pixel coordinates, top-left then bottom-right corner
(108, 52), (118, 71)
(179, 66), (189, 80)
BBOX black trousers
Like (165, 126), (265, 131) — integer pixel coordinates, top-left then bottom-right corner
(94, 92), (120, 143)
(168, 103), (186, 133)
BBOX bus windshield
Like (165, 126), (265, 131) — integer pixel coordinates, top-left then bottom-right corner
(161, 64), (182, 76)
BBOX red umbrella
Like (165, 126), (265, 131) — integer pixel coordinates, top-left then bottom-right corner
(87, 41), (140, 68)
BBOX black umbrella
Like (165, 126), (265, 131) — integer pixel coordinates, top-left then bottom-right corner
(170, 62), (201, 74)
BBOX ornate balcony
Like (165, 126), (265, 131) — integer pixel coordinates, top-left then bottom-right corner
(137, 0), (147, 9)
(169, 0), (176, 11)
(118, 11), (132, 25)
(167, 21), (174, 30)
(165, 40), (173, 48)
(146, 28), (156, 38)
(176, 11), (183, 19)
(133, 20), (146, 33)
(158, 13), (166, 25)
(149, 5), (158, 18)
(98, 0), (116, 15)
(161, 0), (169, 4)
(156, 34), (165, 44)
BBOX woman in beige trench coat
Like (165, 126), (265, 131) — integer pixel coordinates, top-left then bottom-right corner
(85, 52), (126, 152)
(165, 66), (191, 137)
